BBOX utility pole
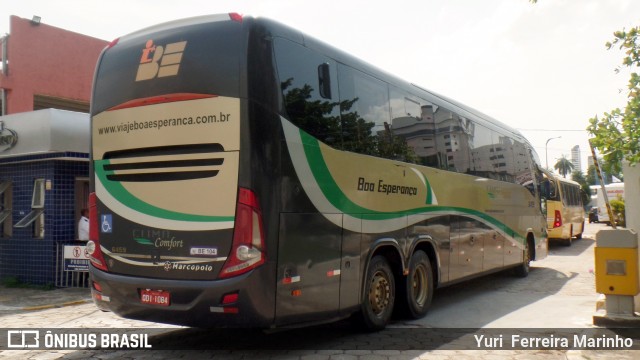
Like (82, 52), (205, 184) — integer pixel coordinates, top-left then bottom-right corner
(589, 140), (616, 229)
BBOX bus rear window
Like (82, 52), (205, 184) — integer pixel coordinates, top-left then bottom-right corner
(92, 18), (243, 114)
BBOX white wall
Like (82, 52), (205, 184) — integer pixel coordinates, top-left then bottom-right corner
(623, 163), (640, 310)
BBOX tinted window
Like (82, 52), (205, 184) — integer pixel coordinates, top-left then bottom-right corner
(389, 87), (437, 166)
(561, 183), (581, 206)
(493, 134), (517, 182)
(512, 139), (532, 184)
(338, 65), (388, 156)
(93, 18), (242, 114)
(433, 108), (471, 173)
(274, 39), (341, 148)
(338, 65), (390, 134)
(338, 65), (414, 161)
(469, 124), (496, 178)
(547, 178), (559, 200)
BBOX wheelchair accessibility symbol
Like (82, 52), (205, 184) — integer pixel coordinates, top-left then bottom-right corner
(101, 214), (113, 233)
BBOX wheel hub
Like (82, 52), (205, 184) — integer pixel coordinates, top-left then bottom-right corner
(369, 270), (390, 315)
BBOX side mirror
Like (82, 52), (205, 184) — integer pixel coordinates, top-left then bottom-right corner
(318, 63), (332, 99)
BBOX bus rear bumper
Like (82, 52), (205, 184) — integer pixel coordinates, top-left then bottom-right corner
(89, 266), (274, 328)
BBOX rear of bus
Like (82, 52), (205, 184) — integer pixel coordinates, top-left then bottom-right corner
(88, 14), (273, 327)
(546, 176), (584, 244)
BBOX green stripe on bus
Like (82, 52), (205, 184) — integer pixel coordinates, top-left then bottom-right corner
(299, 129), (524, 241)
(95, 159), (235, 222)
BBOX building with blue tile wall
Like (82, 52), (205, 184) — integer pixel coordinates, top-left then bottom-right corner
(0, 110), (89, 286)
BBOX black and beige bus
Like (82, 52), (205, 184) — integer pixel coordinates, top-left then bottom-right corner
(88, 13), (548, 330)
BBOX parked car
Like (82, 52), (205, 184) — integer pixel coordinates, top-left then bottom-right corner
(588, 207), (599, 223)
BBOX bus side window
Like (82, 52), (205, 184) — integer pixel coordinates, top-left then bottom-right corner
(433, 107), (471, 173)
(337, 64), (391, 157)
(539, 178), (548, 199)
(562, 183), (571, 205)
(468, 123), (500, 179)
(493, 133), (517, 183)
(389, 86), (437, 166)
(548, 180), (557, 200)
(274, 38), (341, 148)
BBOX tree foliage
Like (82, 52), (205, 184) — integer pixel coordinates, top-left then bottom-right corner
(610, 196), (626, 227)
(586, 161), (624, 185)
(571, 170), (591, 206)
(587, 26), (640, 173)
(554, 155), (574, 178)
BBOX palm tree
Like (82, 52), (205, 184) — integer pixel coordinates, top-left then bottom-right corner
(554, 155), (574, 178)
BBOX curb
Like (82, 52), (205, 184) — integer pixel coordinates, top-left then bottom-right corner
(21, 299), (91, 311)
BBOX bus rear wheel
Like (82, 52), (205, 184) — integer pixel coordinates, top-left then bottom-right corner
(359, 255), (395, 331)
(575, 222), (584, 239)
(403, 250), (433, 319)
(514, 238), (531, 278)
(564, 226), (573, 246)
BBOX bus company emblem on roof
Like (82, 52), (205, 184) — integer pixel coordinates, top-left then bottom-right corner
(135, 40), (187, 82)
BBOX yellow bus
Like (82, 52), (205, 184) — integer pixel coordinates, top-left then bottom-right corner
(546, 174), (585, 246)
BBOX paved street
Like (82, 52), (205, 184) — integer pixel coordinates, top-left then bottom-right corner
(0, 222), (638, 359)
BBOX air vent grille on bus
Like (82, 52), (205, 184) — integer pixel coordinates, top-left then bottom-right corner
(102, 143), (225, 182)
(103, 143), (224, 159)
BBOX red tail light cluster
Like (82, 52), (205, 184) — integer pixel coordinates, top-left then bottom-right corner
(229, 13), (244, 23)
(219, 188), (266, 279)
(553, 210), (562, 228)
(87, 192), (108, 271)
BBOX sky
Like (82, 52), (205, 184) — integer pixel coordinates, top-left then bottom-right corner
(1, 0), (638, 173)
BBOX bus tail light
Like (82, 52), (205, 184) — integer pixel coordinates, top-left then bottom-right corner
(553, 210), (562, 228)
(87, 192), (109, 271)
(229, 13), (244, 23)
(219, 188), (265, 279)
(106, 38), (119, 50)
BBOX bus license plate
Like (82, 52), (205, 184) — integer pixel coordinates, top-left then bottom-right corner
(141, 289), (170, 306)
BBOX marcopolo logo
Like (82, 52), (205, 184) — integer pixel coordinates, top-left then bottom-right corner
(163, 261), (213, 272)
(135, 39), (187, 81)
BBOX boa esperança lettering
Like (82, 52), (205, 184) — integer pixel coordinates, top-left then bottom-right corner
(357, 177), (418, 196)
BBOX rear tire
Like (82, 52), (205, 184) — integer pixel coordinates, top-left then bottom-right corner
(564, 226), (573, 246)
(403, 250), (433, 319)
(514, 239), (531, 278)
(575, 223), (584, 239)
(359, 255), (395, 331)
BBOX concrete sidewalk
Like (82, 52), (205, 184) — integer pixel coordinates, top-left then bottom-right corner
(0, 285), (91, 313)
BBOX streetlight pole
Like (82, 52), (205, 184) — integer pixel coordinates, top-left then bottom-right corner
(545, 136), (562, 170)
